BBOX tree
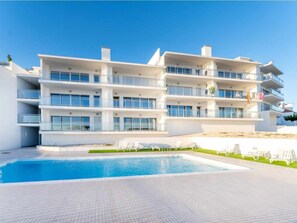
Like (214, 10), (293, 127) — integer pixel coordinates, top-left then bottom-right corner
(7, 54), (12, 62)
(284, 114), (297, 121)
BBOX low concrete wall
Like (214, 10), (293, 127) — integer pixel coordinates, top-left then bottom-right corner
(277, 126), (297, 134)
(37, 145), (117, 152)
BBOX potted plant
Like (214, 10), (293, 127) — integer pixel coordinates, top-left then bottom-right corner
(209, 86), (216, 96)
(7, 54), (12, 62)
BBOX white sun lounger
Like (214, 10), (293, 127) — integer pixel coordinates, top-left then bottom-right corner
(173, 140), (182, 150)
(187, 142), (200, 150)
(241, 147), (260, 160)
(217, 144), (240, 156)
(270, 149), (296, 165)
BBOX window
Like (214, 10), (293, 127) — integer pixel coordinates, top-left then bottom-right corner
(81, 117), (90, 130)
(51, 94), (61, 106)
(94, 75), (100, 83)
(61, 94), (70, 106)
(167, 105), (192, 117)
(114, 117), (120, 131)
(123, 97), (131, 108)
(80, 74), (89, 82)
(124, 117), (156, 131)
(94, 116), (101, 131)
(81, 95), (89, 107)
(94, 96), (100, 107)
(132, 98), (140, 108)
(113, 97), (120, 108)
(51, 116), (61, 131)
(51, 71), (60, 80)
(69, 73), (79, 82)
(219, 107), (243, 118)
(197, 107), (201, 117)
(61, 116), (71, 131)
(61, 72), (70, 81)
(71, 95), (80, 107)
(124, 117), (132, 131)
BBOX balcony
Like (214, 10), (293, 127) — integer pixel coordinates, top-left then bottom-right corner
(167, 109), (261, 119)
(263, 89), (284, 102)
(112, 75), (164, 88)
(40, 123), (165, 133)
(17, 89), (40, 99)
(262, 73), (284, 88)
(263, 104), (284, 113)
(167, 86), (260, 102)
(18, 114), (40, 126)
(166, 66), (261, 81)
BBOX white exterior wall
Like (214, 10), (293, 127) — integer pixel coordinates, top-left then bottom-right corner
(0, 65), (20, 150)
(167, 119), (255, 136)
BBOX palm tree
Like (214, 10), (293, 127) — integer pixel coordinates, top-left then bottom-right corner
(7, 54), (12, 62)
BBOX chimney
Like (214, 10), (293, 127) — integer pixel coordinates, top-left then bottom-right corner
(201, 45), (212, 57)
(101, 47), (111, 61)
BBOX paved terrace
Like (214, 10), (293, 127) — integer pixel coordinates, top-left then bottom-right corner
(1, 148), (297, 223)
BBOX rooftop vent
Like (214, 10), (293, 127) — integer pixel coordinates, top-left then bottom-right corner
(234, 56), (252, 62)
(101, 47), (111, 61)
(201, 45), (212, 57)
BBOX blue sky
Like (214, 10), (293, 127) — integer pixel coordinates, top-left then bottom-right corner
(1, 2), (296, 107)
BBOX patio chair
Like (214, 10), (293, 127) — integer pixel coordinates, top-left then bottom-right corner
(270, 149), (296, 165)
(118, 141), (129, 152)
(187, 142), (200, 150)
(132, 141), (144, 151)
(241, 147), (260, 160)
(173, 140), (182, 150)
(216, 144), (240, 156)
(151, 145), (161, 151)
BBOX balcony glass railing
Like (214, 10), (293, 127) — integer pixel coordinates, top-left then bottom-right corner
(17, 89), (40, 99)
(40, 97), (94, 107)
(264, 89), (284, 99)
(263, 104), (284, 113)
(166, 66), (261, 81)
(263, 73), (284, 85)
(167, 86), (202, 97)
(40, 122), (165, 132)
(167, 110), (261, 119)
(112, 75), (164, 87)
(18, 114), (40, 124)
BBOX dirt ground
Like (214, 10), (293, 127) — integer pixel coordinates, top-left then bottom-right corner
(181, 132), (297, 139)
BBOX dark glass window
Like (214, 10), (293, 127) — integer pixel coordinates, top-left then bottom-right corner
(71, 73), (80, 82)
(51, 72), (60, 80)
(80, 74), (89, 82)
(61, 72), (70, 81)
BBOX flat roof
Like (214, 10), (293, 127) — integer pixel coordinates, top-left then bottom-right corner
(163, 51), (260, 65)
(260, 61), (283, 75)
(38, 54), (165, 70)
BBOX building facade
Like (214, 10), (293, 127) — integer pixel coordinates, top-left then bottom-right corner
(0, 46), (284, 148)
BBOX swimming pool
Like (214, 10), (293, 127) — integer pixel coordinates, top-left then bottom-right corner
(0, 154), (247, 184)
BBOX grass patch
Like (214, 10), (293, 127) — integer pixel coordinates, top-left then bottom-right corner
(88, 148), (192, 153)
(194, 148), (297, 169)
(88, 147), (297, 169)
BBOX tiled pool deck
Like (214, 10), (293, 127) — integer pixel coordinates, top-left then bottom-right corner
(1, 148), (297, 223)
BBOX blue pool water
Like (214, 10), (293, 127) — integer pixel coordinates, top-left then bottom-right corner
(0, 155), (228, 183)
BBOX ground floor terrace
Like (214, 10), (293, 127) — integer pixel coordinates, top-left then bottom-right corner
(0, 148), (297, 223)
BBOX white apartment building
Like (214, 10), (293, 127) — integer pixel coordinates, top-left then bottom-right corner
(256, 62), (285, 131)
(0, 46), (284, 148)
